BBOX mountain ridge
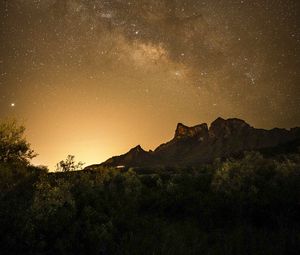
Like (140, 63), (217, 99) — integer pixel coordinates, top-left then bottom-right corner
(90, 117), (300, 168)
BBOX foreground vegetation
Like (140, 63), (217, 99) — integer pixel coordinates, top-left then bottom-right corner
(0, 120), (299, 254)
(0, 152), (299, 254)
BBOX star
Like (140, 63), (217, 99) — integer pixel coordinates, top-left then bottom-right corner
(10, 103), (15, 107)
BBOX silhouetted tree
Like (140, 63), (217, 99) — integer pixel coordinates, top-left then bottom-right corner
(56, 155), (84, 172)
(0, 119), (36, 164)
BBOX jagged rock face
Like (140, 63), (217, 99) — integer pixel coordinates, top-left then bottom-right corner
(96, 117), (300, 168)
(175, 123), (208, 140)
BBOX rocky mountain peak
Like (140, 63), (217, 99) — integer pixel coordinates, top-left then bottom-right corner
(174, 123), (208, 139)
(129, 145), (145, 154)
(209, 117), (251, 137)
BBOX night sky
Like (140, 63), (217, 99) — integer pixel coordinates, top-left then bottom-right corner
(0, 0), (299, 168)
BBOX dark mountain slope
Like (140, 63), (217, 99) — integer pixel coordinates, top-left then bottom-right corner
(100, 145), (158, 167)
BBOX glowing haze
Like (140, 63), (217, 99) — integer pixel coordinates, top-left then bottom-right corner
(0, 0), (299, 168)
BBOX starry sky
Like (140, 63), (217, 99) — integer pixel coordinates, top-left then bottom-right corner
(0, 0), (299, 168)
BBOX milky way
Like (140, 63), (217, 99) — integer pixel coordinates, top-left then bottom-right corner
(0, 0), (299, 168)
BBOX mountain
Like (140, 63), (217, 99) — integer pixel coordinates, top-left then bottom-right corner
(94, 117), (300, 168)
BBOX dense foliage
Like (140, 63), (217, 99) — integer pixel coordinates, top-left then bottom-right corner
(0, 151), (299, 255)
